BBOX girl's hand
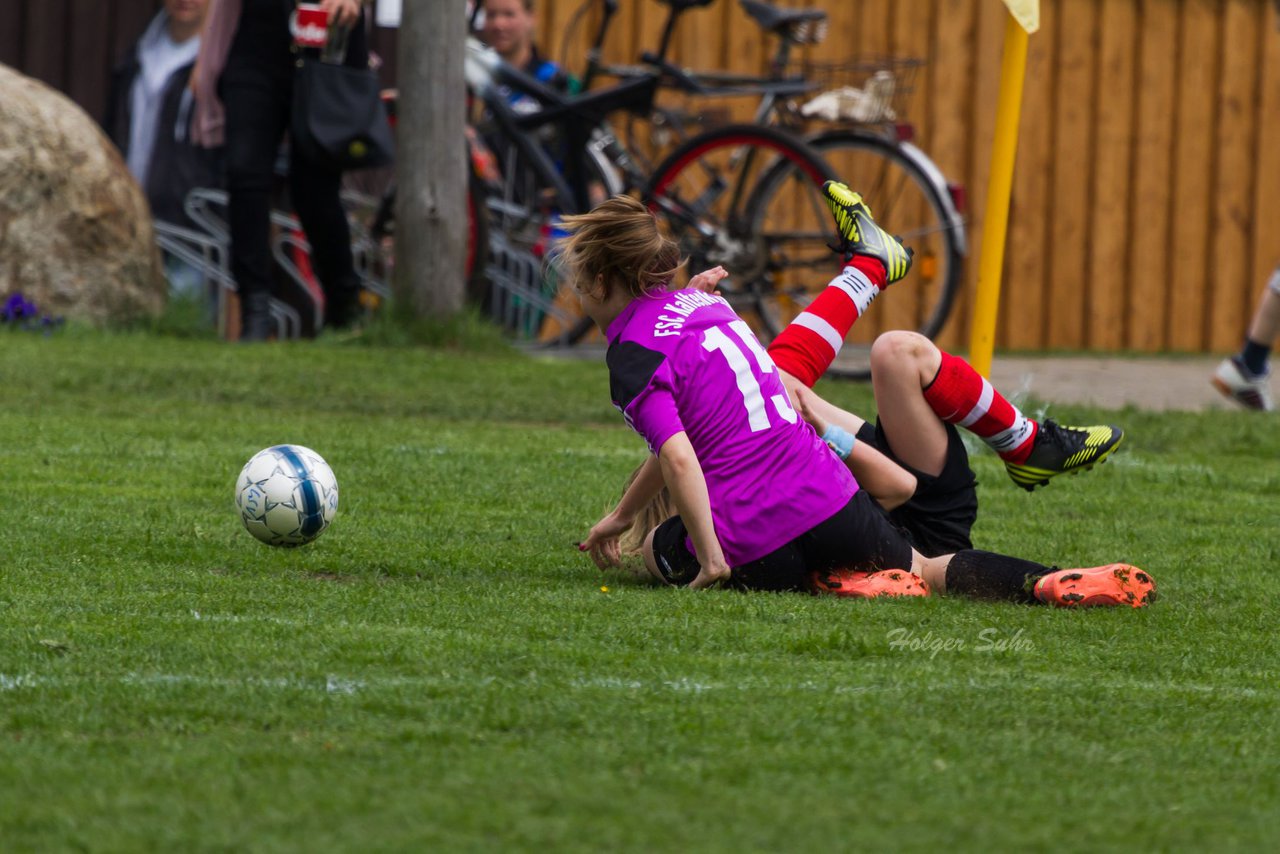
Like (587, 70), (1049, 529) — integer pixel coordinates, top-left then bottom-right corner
(321, 0), (362, 28)
(579, 512), (631, 570)
(790, 384), (827, 434)
(687, 266), (729, 295)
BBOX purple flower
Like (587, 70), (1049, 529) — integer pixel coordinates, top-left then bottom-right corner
(2, 293), (58, 333)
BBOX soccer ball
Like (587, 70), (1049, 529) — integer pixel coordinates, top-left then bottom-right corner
(235, 445), (339, 547)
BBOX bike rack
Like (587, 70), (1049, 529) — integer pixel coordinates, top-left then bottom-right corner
(484, 231), (581, 343)
(153, 187), (391, 340)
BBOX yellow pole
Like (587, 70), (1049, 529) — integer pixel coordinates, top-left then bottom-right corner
(968, 11), (1030, 378)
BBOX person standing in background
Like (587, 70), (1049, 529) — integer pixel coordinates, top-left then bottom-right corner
(1210, 3), (1280, 411)
(478, 0), (577, 105)
(105, 0), (222, 295)
(190, 0), (370, 341)
(1212, 268), (1279, 411)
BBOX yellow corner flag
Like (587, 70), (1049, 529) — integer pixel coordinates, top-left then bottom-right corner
(969, 2), (1036, 378)
(1002, 0), (1040, 33)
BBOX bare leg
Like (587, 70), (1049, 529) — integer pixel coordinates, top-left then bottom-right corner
(913, 548), (1047, 600)
(870, 331), (950, 476)
(1246, 277), (1280, 353)
(1213, 270), (1280, 409)
(913, 550), (950, 593)
(784, 370), (918, 510)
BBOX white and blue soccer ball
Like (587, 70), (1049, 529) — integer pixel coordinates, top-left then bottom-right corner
(235, 445), (339, 547)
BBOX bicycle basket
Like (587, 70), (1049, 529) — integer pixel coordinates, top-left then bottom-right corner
(789, 57), (923, 124)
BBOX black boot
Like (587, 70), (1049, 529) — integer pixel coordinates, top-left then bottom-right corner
(324, 279), (363, 331)
(239, 290), (273, 342)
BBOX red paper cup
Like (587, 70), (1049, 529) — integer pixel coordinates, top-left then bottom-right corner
(291, 4), (330, 49)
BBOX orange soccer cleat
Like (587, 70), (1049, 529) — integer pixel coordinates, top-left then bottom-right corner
(1033, 564), (1157, 608)
(809, 567), (930, 599)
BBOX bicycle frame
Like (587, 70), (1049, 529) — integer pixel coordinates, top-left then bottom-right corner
(465, 37), (655, 213)
(466, 0), (844, 349)
(576, 0), (814, 118)
(610, 0), (967, 258)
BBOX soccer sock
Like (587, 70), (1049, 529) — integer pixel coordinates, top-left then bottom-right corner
(944, 549), (1053, 604)
(1239, 340), (1272, 378)
(1238, 268), (1280, 376)
(922, 350), (1038, 464)
(766, 256), (887, 387)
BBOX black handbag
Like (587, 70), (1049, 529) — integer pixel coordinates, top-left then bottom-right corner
(291, 56), (395, 172)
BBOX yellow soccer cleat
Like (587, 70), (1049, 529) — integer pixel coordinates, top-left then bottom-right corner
(821, 180), (914, 284)
(1004, 420), (1124, 492)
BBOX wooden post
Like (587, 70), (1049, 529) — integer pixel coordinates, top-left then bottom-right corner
(394, 0), (467, 319)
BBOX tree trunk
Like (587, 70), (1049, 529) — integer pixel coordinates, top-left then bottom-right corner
(394, 0), (466, 319)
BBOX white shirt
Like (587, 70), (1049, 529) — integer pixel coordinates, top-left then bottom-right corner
(127, 12), (201, 184)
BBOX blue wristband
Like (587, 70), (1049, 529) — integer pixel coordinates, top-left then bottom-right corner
(821, 424), (856, 460)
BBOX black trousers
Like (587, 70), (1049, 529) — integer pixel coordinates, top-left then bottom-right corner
(221, 2), (369, 332)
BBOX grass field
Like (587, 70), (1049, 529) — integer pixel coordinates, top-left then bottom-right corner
(2, 326), (1278, 851)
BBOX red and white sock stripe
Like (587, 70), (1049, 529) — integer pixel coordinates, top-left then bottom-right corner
(766, 260), (885, 387)
(924, 351), (1037, 463)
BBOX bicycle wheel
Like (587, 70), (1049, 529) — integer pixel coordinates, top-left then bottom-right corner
(746, 129), (967, 380)
(644, 124), (837, 338)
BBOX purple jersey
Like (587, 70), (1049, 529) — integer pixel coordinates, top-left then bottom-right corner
(606, 288), (858, 566)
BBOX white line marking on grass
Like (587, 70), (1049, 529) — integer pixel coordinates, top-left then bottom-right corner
(556, 446), (657, 460)
(0, 673), (41, 690)
(0, 671), (1269, 700)
(189, 611), (434, 635)
(573, 676), (718, 693)
(0, 672), (377, 695)
(193, 611), (302, 626)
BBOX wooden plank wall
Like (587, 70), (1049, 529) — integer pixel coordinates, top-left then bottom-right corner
(538, 0), (1280, 356)
(0, 0), (158, 124)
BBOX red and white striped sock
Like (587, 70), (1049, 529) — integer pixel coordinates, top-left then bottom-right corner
(923, 351), (1039, 463)
(766, 256), (886, 387)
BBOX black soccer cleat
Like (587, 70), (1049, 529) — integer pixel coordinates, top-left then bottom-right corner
(1005, 419), (1124, 492)
(821, 180), (913, 284)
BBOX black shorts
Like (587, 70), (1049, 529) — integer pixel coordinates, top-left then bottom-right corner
(857, 419), (978, 557)
(650, 490), (915, 591)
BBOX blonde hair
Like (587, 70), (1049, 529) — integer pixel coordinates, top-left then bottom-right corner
(618, 461), (676, 556)
(607, 460), (676, 583)
(558, 195), (684, 303)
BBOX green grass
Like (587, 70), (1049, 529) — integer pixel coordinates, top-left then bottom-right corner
(2, 328), (1278, 852)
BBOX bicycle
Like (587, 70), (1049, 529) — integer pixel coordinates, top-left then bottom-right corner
(578, 0), (968, 378)
(464, 0), (839, 346)
(339, 92), (493, 312)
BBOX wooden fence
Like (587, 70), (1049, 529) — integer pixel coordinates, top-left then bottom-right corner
(5, 0), (1278, 355)
(537, 0), (1280, 356)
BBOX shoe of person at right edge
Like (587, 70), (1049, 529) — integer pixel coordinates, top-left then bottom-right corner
(1034, 564), (1157, 608)
(821, 180), (914, 284)
(1211, 357), (1274, 411)
(1004, 419), (1124, 492)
